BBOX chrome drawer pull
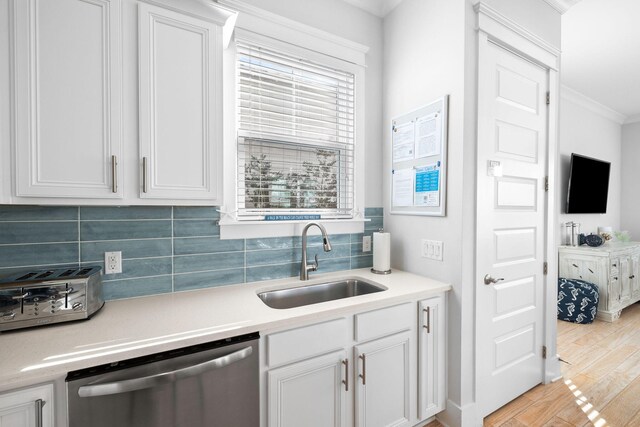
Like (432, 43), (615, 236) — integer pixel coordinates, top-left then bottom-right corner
(111, 155), (118, 193)
(359, 354), (366, 385)
(34, 399), (45, 427)
(342, 359), (349, 391)
(423, 307), (431, 333)
(78, 346), (253, 397)
(142, 157), (149, 193)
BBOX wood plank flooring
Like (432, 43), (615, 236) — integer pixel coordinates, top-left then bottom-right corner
(482, 302), (640, 426)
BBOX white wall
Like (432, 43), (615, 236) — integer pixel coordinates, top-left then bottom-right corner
(621, 121), (640, 239)
(383, 0), (470, 421)
(235, 0), (384, 208)
(558, 92), (622, 236)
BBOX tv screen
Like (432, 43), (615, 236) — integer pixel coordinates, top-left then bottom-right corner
(566, 153), (611, 214)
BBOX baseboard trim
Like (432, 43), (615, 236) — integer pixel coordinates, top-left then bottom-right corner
(439, 399), (479, 427)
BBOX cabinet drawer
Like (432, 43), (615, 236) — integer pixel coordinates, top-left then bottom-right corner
(355, 302), (412, 342)
(267, 318), (347, 368)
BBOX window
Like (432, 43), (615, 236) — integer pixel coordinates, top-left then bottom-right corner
(235, 41), (355, 220)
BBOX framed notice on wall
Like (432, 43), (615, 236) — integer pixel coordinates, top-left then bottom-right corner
(390, 95), (448, 216)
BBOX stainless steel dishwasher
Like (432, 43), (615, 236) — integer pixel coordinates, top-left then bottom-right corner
(66, 332), (259, 427)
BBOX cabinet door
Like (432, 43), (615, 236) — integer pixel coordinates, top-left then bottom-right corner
(12, 0), (122, 199)
(620, 256), (633, 305)
(267, 351), (348, 427)
(0, 384), (53, 427)
(138, 4), (222, 201)
(418, 297), (445, 421)
(355, 331), (412, 427)
(631, 255), (640, 299)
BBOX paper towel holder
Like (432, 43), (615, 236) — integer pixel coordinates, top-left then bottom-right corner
(371, 228), (392, 275)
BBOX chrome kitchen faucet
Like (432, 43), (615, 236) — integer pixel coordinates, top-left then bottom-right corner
(300, 222), (332, 280)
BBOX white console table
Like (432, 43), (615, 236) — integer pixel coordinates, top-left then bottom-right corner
(559, 242), (640, 322)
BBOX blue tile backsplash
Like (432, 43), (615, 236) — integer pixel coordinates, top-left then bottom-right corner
(0, 206), (383, 300)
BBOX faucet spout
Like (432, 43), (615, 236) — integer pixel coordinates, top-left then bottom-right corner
(300, 222), (332, 280)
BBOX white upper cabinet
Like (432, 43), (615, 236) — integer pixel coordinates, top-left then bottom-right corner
(12, 0), (123, 199)
(5, 0), (234, 205)
(138, 3), (222, 202)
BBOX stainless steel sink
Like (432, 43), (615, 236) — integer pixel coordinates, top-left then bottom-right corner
(257, 278), (387, 309)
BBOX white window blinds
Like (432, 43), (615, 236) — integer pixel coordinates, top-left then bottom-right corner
(236, 41), (355, 219)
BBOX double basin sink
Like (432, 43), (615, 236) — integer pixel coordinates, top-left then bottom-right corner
(257, 277), (387, 309)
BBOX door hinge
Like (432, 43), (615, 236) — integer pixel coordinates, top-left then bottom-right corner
(544, 176), (549, 192)
(546, 92), (550, 105)
(542, 345), (547, 359)
(543, 262), (548, 275)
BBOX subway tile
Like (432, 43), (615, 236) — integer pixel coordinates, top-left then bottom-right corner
(93, 257), (173, 280)
(364, 207), (383, 217)
(306, 234), (351, 246)
(173, 206), (220, 219)
(246, 248), (298, 267)
(0, 243), (79, 268)
(174, 237), (244, 255)
(0, 206), (78, 221)
(102, 276), (173, 300)
(174, 269), (244, 292)
(308, 243), (351, 261)
(351, 242), (364, 256)
(0, 222), (77, 244)
(81, 220), (172, 241)
(173, 220), (219, 237)
(80, 206), (171, 220)
(365, 216), (384, 231)
(174, 252), (244, 274)
(81, 239), (172, 262)
(316, 256), (351, 273)
(246, 263), (298, 282)
(352, 255), (373, 269)
(246, 237), (299, 250)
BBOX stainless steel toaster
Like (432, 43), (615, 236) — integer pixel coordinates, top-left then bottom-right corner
(0, 266), (104, 332)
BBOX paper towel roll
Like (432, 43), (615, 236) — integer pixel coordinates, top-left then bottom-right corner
(373, 232), (391, 272)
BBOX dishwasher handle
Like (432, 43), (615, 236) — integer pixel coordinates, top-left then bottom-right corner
(78, 345), (253, 398)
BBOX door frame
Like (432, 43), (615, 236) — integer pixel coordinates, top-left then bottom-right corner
(473, 2), (561, 420)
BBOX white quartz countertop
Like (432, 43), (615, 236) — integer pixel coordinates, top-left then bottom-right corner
(0, 268), (450, 392)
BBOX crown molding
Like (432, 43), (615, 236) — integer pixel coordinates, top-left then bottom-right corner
(217, 0), (369, 66)
(541, 0), (582, 14)
(561, 85), (626, 124)
(625, 114), (640, 125)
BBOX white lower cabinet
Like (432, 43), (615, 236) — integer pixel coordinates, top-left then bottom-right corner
(419, 297), (446, 420)
(268, 350), (349, 427)
(0, 384), (53, 427)
(264, 297), (446, 427)
(354, 331), (412, 427)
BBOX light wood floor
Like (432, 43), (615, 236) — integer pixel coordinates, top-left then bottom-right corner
(482, 302), (640, 426)
(423, 303), (640, 426)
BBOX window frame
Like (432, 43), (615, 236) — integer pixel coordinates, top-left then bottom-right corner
(220, 29), (367, 239)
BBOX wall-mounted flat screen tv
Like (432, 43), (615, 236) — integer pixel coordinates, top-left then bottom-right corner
(566, 153), (611, 214)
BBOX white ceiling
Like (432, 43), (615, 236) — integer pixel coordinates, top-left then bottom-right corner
(562, 0), (640, 120)
(340, 0), (403, 17)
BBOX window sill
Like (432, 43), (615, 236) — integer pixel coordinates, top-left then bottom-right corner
(219, 218), (368, 240)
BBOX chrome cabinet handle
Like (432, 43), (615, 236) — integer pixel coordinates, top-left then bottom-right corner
(572, 263), (579, 268)
(12, 292), (29, 300)
(359, 354), (366, 385)
(484, 274), (504, 285)
(111, 155), (118, 193)
(423, 307), (431, 333)
(342, 359), (349, 391)
(34, 399), (45, 427)
(142, 157), (148, 193)
(78, 346), (253, 397)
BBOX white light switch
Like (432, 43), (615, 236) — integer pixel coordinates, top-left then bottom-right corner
(421, 239), (443, 261)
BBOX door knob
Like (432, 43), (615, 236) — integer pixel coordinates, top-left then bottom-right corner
(484, 274), (504, 285)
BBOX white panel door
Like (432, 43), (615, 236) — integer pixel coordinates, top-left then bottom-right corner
(12, 0), (122, 198)
(476, 39), (549, 417)
(355, 331), (412, 427)
(0, 384), (53, 427)
(267, 350), (348, 427)
(418, 297), (445, 421)
(138, 3), (222, 201)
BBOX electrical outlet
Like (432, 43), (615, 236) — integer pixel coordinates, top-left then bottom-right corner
(421, 239), (444, 261)
(362, 235), (372, 252)
(104, 251), (122, 274)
